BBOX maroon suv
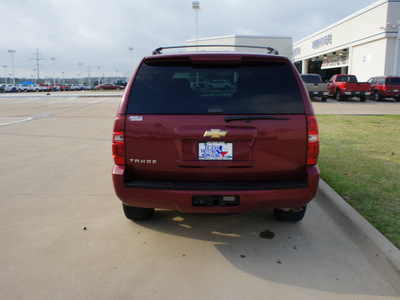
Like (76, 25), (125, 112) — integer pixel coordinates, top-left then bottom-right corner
(368, 76), (400, 101)
(112, 46), (319, 222)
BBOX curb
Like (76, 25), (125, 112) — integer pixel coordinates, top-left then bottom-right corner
(316, 179), (400, 284)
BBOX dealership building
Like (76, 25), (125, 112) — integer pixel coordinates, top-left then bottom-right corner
(187, 35), (293, 57)
(292, 0), (400, 81)
(187, 0), (400, 82)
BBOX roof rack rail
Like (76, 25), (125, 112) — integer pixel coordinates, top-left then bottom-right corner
(152, 45), (279, 55)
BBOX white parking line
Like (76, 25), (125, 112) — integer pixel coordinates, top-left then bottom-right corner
(88, 97), (110, 104)
(7, 98), (45, 105)
(0, 118), (33, 127)
(47, 97), (77, 104)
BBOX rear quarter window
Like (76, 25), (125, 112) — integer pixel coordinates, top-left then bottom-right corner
(127, 60), (305, 115)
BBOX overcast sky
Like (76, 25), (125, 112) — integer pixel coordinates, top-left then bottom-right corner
(0, 0), (378, 81)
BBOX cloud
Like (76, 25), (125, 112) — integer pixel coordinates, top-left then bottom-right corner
(0, 0), (377, 79)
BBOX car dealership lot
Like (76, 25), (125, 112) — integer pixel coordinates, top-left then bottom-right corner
(0, 94), (399, 299)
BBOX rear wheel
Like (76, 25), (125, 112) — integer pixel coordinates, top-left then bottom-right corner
(122, 203), (154, 221)
(321, 96), (327, 102)
(359, 96), (366, 102)
(335, 90), (342, 101)
(374, 90), (382, 101)
(274, 206), (307, 222)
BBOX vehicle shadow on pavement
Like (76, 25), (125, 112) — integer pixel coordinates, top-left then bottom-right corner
(127, 201), (399, 297)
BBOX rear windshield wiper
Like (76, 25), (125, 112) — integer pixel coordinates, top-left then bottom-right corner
(225, 116), (290, 122)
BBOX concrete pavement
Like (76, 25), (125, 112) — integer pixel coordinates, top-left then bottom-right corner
(0, 94), (399, 299)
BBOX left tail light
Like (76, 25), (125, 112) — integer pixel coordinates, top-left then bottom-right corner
(112, 116), (125, 165)
(307, 116), (319, 166)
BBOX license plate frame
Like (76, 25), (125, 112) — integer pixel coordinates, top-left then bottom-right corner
(198, 141), (233, 161)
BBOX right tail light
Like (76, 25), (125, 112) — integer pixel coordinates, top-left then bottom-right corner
(307, 116), (319, 166)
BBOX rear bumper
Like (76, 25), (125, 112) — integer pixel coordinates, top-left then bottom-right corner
(381, 91), (400, 97)
(113, 165), (320, 213)
(343, 91), (371, 96)
(308, 91), (329, 97)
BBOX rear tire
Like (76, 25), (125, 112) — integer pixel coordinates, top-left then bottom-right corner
(359, 96), (366, 102)
(335, 90), (342, 101)
(123, 203), (154, 221)
(321, 96), (327, 102)
(374, 90), (382, 101)
(274, 205), (307, 222)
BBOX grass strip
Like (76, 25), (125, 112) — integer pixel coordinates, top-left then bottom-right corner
(317, 115), (400, 249)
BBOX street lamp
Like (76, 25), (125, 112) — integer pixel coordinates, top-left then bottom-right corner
(2, 65), (8, 84)
(192, 1), (200, 48)
(8, 50), (16, 85)
(51, 58), (56, 85)
(128, 47), (134, 76)
(78, 62), (83, 85)
(97, 66), (101, 85)
(97, 66), (101, 86)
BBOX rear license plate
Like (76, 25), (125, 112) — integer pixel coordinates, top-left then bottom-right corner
(198, 142), (233, 160)
(394, 89), (399, 92)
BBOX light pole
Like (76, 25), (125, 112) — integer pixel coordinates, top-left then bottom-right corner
(192, 1), (200, 49)
(78, 62), (83, 85)
(51, 58), (56, 85)
(2, 65), (7, 84)
(8, 50), (16, 85)
(97, 66), (101, 86)
(128, 47), (134, 76)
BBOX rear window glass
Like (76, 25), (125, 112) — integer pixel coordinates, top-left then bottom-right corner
(127, 61), (305, 114)
(301, 75), (322, 83)
(386, 77), (400, 85)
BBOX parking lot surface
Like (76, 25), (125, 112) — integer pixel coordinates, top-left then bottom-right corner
(0, 94), (399, 299)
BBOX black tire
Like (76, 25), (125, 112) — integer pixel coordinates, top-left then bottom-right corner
(335, 90), (342, 101)
(374, 90), (382, 101)
(122, 203), (154, 221)
(359, 96), (366, 102)
(273, 205), (307, 222)
(321, 96), (327, 102)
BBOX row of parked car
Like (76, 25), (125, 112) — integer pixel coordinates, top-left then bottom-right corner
(0, 80), (128, 93)
(0, 83), (95, 93)
(301, 74), (400, 102)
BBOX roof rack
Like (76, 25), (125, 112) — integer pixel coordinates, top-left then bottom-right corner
(152, 45), (279, 55)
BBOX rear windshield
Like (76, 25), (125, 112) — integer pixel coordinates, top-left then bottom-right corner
(301, 75), (322, 83)
(386, 77), (400, 85)
(127, 61), (305, 114)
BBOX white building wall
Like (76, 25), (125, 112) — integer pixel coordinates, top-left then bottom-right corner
(187, 35), (292, 57)
(292, 0), (400, 80)
(350, 39), (387, 81)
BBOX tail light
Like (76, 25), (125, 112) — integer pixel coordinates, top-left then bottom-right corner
(112, 116), (125, 165)
(307, 116), (319, 165)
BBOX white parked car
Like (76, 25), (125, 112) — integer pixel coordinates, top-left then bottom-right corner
(4, 84), (17, 93)
(28, 84), (42, 92)
(16, 84), (29, 92)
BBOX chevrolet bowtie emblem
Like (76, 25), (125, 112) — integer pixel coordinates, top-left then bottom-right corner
(203, 129), (228, 139)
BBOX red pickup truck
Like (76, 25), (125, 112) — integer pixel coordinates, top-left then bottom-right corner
(328, 74), (371, 101)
